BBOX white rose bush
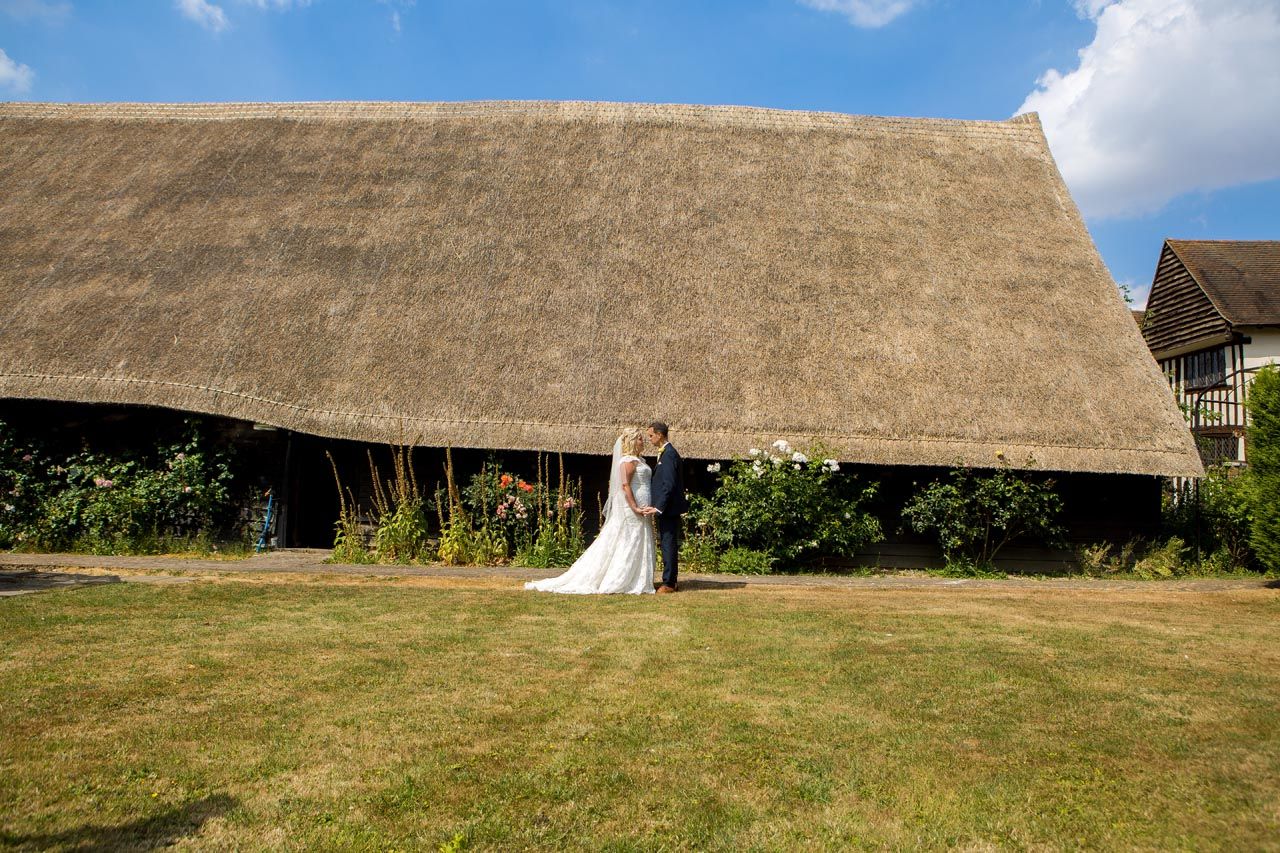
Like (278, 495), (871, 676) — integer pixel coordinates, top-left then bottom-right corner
(686, 440), (882, 571)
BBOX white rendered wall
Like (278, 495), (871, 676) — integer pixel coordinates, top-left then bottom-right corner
(1240, 327), (1280, 372)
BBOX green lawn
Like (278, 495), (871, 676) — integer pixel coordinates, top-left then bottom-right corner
(2, 575), (1278, 851)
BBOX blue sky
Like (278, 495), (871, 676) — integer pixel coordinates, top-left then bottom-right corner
(2, 0), (1277, 304)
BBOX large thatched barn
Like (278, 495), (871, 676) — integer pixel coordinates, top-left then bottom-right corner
(0, 101), (1199, 551)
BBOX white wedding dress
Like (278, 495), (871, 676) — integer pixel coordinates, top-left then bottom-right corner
(525, 444), (656, 595)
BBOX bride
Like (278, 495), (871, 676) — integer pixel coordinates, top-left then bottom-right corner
(525, 428), (658, 595)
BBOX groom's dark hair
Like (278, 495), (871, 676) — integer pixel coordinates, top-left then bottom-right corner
(649, 421), (669, 438)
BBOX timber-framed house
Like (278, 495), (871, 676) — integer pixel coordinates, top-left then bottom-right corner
(1141, 240), (1280, 467)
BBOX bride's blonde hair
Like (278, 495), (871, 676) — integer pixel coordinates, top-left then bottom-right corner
(620, 428), (646, 457)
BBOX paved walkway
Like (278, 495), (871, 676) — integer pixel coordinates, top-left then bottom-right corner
(1, 550), (1276, 595)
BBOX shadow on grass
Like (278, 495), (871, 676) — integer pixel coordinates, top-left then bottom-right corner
(0, 793), (237, 852)
(0, 570), (122, 596)
(675, 578), (748, 591)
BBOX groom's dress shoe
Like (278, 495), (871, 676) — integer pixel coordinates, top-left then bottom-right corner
(657, 584), (677, 594)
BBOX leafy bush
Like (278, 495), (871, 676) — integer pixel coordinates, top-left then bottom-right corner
(902, 464), (1063, 572)
(1161, 464), (1257, 571)
(470, 455), (585, 569)
(689, 440), (882, 567)
(1, 419), (244, 553)
(370, 447), (431, 564)
(462, 462), (536, 554)
(1247, 364), (1280, 571)
(679, 530), (721, 574)
(513, 524), (577, 569)
(716, 547), (775, 575)
(327, 446), (585, 568)
(435, 513), (474, 566)
(1075, 539), (1141, 577)
(1198, 466), (1256, 569)
(331, 507), (375, 564)
(373, 498), (430, 564)
(1133, 536), (1187, 579)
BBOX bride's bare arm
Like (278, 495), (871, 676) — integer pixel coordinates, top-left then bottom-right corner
(620, 460), (656, 516)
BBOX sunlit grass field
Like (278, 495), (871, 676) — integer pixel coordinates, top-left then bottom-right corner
(2, 574), (1278, 850)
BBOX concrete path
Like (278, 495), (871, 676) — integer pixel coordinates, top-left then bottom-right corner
(1, 549), (1276, 594)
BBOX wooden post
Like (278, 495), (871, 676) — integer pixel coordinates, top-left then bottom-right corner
(276, 430), (294, 548)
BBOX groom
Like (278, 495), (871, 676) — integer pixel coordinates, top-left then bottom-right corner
(647, 421), (688, 594)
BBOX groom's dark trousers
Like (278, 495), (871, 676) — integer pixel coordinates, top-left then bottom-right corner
(651, 443), (687, 587)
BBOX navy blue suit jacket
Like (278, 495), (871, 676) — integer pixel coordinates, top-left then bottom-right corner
(651, 443), (688, 516)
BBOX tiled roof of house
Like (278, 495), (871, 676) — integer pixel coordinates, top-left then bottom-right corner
(1167, 240), (1280, 327)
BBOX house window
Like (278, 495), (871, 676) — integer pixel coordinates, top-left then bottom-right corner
(1195, 432), (1241, 468)
(1184, 348), (1226, 390)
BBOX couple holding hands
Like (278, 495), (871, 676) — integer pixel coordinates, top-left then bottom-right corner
(525, 422), (688, 595)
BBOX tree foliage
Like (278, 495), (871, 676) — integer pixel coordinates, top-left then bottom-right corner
(1247, 365), (1280, 571)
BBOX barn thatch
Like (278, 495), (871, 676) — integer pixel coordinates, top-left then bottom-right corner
(0, 101), (1200, 476)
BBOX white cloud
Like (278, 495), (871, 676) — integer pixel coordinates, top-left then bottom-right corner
(377, 0), (413, 33)
(1119, 278), (1151, 309)
(1072, 0), (1113, 18)
(0, 0), (71, 24)
(1020, 0), (1280, 219)
(176, 0), (228, 32)
(798, 0), (918, 28)
(0, 47), (34, 93)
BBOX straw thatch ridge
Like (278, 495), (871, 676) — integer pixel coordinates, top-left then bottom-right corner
(0, 100), (1201, 476)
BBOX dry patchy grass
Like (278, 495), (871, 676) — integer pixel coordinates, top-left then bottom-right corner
(1, 578), (1278, 850)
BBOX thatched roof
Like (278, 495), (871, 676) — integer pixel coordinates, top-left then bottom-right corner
(1168, 240), (1280, 326)
(0, 101), (1200, 476)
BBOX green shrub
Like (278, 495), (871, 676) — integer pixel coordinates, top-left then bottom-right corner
(1075, 539), (1140, 577)
(902, 464), (1063, 572)
(1247, 365), (1280, 571)
(463, 461), (538, 555)
(690, 440), (882, 567)
(512, 524), (575, 569)
(374, 497), (430, 564)
(331, 507), (375, 564)
(1133, 536), (1186, 579)
(679, 528), (721, 573)
(369, 446), (432, 563)
(436, 513), (473, 566)
(1, 419), (244, 553)
(932, 557), (1007, 579)
(715, 547), (775, 575)
(1199, 466), (1256, 569)
(466, 455), (585, 568)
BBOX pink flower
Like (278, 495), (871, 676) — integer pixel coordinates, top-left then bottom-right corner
(562, 498), (575, 509)
(21, 454), (32, 462)
(94, 478), (115, 489)
(175, 453), (186, 461)
(183, 486), (193, 494)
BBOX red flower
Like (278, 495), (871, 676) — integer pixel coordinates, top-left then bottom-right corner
(518, 480), (534, 493)
(499, 474), (513, 488)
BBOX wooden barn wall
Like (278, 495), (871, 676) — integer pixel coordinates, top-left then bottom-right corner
(1, 401), (1165, 560)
